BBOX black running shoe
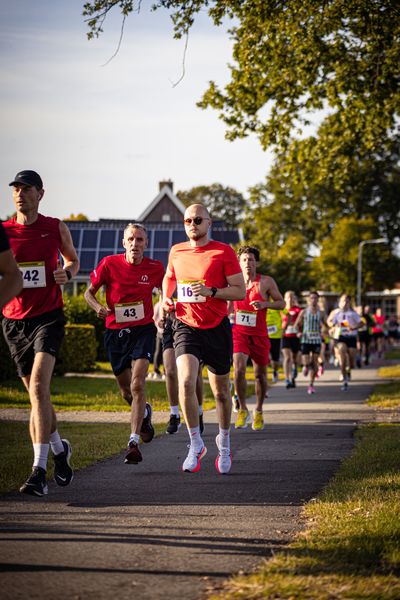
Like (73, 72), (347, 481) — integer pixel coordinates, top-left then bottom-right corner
(125, 441), (143, 464)
(53, 439), (73, 487)
(199, 413), (205, 435)
(140, 402), (154, 443)
(166, 414), (181, 435)
(20, 467), (48, 497)
(291, 378), (296, 388)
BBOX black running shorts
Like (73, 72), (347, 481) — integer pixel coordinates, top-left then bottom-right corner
(301, 343), (321, 355)
(337, 335), (357, 349)
(162, 315), (174, 352)
(269, 338), (282, 362)
(173, 316), (233, 375)
(104, 323), (156, 376)
(2, 307), (65, 378)
(282, 336), (300, 354)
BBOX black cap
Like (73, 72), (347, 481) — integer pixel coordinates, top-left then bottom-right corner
(9, 170), (43, 189)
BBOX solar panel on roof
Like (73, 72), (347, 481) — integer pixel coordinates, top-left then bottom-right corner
(153, 230), (169, 249)
(172, 230), (187, 245)
(100, 230), (116, 248)
(80, 251), (96, 271)
(82, 230), (98, 248)
(153, 250), (169, 269)
(70, 229), (81, 246)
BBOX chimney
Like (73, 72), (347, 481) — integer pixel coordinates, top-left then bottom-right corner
(159, 180), (173, 192)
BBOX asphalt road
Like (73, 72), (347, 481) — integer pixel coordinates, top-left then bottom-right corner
(0, 365), (380, 600)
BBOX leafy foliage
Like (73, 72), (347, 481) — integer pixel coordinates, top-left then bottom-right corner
(176, 183), (246, 228)
(65, 213), (89, 221)
(312, 216), (399, 299)
(62, 293), (108, 361)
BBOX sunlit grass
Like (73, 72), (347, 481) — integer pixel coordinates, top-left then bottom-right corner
(0, 420), (166, 495)
(0, 377), (255, 412)
(379, 365), (400, 378)
(210, 423), (400, 600)
(367, 381), (400, 409)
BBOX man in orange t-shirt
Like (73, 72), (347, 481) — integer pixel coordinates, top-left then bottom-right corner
(162, 204), (246, 475)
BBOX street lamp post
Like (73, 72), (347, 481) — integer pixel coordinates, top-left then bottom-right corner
(357, 239), (387, 307)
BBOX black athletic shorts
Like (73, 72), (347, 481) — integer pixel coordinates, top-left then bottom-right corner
(173, 316), (233, 375)
(358, 331), (371, 344)
(269, 337), (282, 362)
(301, 343), (321, 355)
(338, 335), (357, 349)
(162, 315), (174, 352)
(373, 331), (384, 340)
(282, 336), (300, 354)
(104, 323), (156, 376)
(2, 307), (65, 378)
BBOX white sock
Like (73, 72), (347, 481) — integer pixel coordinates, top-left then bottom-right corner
(129, 433), (140, 445)
(171, 405), (180, 417)
(188, 426), (202, 446)
(218, 428), (230, 448)
(198, 405), (203, 416)
(49, 430), (64, 455)
(33, 443), (49, 471)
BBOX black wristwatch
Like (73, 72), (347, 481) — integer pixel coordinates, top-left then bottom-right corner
(210, 286), (217, 298)
(65, 270), (72, 281)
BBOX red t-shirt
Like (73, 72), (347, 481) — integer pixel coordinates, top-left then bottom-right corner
(2, 214), (63, 319)
(168, 240), (242, 329)
(90, 254), (164, 330)
(372, 314), (385, 333)
(282, 306), (302, 337)
(233, 274), (267, 337)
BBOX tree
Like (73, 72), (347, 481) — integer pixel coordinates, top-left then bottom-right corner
(176, 183), (246, 228)
(83, 2), (400, 156)
(65, 213), (89, 221)
(311, 216), (399, 299)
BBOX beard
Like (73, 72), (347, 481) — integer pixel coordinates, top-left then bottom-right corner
(188, 229), (207, 241)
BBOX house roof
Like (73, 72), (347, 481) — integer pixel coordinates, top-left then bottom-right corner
(137, 184), (187, 221)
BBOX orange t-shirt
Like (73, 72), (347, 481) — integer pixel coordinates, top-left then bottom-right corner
(168, 240), (241, 329)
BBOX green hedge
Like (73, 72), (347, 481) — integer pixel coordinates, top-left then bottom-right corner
(62, 293), (107, 361)
(0, 322), (97, 380)
(55, 324), (97, 375)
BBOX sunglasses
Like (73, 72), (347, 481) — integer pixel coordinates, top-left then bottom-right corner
(183, 217), (209, 225)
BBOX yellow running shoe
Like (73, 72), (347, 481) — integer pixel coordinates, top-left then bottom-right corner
(252, 411), (264, 431)
(235, 409), (250, 429)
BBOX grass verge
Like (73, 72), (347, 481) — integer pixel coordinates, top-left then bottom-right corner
(210, 423), (400, 600)
(0, 377), (249, 412)
(379, 365), (400, 378)
(0, 420), (166, 495)
(384, 349), (400, 360)
(367, 381), (400, 409)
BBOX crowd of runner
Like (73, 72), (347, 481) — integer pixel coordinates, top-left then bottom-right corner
(1, 169), (398, 495)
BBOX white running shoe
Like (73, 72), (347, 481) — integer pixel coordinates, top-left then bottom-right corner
(215, 435), (232, 474)
(182, 443), (207, 473)
(272, 371), (278, 383)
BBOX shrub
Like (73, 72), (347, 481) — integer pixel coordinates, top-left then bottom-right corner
(62, 293), (107, 360)
(55, 324), (97, 375)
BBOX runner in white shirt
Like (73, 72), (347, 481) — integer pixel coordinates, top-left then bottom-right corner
(327, 294), (363, 390)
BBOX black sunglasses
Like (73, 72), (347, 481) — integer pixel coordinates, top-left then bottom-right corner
(183, 217), (209, 225)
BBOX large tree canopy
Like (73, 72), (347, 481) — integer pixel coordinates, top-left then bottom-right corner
(83, 1), (400, 154)
(176, 183), (246, 228)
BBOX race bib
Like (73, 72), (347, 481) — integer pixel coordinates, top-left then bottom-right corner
(18, 262), (46, 288)
(286, 325), (299, 334)
(236, 310), (257, 327)
(115, 301), (145, 323)
(267, 324), (278, 335)
(307, 331), (320, 341)
(177, 280), (206, 303)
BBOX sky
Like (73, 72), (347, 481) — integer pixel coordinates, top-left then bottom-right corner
(0, 0), (275, 221)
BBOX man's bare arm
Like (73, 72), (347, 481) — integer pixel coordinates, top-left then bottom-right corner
(251, 275), (285, 311)
(0, 249), (22, 312)
(53, 222), (80, 285)
(190, 272), (246, 301)
(84, 285), (111, 320)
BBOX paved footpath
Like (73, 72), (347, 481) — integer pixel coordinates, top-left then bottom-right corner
(0, 365), (390, 600)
